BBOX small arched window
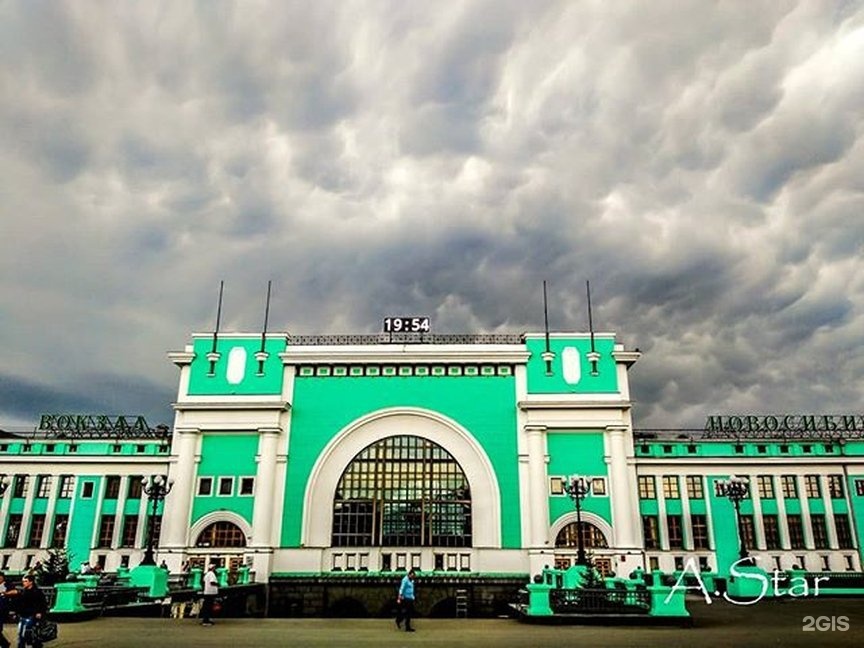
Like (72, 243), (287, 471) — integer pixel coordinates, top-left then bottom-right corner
(554, 521), (609, 549)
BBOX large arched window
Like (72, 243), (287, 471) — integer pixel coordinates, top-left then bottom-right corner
(195, 521), (247, 548)
(554, 521), (609, 549)
(331, 435), (472, 547)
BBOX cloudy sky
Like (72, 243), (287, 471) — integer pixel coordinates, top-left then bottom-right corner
(1, 1), (863, 431)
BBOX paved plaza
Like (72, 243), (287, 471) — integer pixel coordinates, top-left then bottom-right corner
(37, 597), (864, 648)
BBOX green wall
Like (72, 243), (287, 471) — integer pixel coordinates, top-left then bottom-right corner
(525, 336), (618, 394)
(283, 373), (521, 548)
(188, 336), (285, 395)
(546, 432), (612, 528)
(191, 434), (259, 526)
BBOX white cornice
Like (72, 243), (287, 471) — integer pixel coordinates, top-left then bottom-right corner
(172, 401), (291, 412)
(518, 399), (632, 410)
(612, 350), (641, 367)
(168, 351), (195, 366)
(280, 346), (529, 365)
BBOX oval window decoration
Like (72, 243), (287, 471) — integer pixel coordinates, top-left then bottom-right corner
(226, 346), (248, 384)
(562, 346), (581, 385)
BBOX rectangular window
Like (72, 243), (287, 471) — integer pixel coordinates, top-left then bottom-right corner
(642, 516), (660, 549)
(787, 514), (806, 549)
(638, 476), (656, 499)
(239, 477), (255, 496)
(197, 477), (213, 496)
(662, 476), (680, 499)
(811, 514), (829, 549)
(781, 475), (797, 499)
(218, 477), (234, 496)
(97, 515), (115, 548)
(127, 476), (143, 499)
(757, 476), (775, 499)
(104, 476), (121, 500)
(81, 481), (94, 499)
(36, 476), (52, 499)
(835, 515), (854, 549)
(591, 478), (607, 496)
(667, 514), (684, 549)
(691, 514), (709, 550)
(804, 475), (821, 499)
(828, 475), (844, 499)
(27, 514), (45, 548)
(549, 477), (564, 495)
(855, 479), (864, 497)
(763, 514), (781, 549)
(121, 515), (139, 548)
(12, 475), (29, 498)
(51, 514), (68, 547)
(740, 515), (755, 548)
(686, 475), (704, 499)
(4, 514), (22, 548)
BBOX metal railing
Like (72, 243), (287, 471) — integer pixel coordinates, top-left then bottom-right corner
(549, 587), (650, 615)
(287, 333), (524, 346)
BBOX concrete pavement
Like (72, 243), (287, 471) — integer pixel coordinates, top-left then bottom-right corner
(35, 597), (864, 647)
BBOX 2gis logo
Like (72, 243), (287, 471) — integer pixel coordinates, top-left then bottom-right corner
(802, 616), (849, 632)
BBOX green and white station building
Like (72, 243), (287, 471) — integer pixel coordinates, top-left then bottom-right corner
(2, 325), (864, 613)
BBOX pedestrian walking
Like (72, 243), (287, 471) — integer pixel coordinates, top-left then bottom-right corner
(200, 563), (219, 626)
(394, 569), (417, 632)
(13, 575), (47, 648)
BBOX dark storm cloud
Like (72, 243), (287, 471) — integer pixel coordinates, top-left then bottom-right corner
(1, 1), (863, 429)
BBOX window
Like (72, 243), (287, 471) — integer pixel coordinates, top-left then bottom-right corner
(828, 475), (844, 499)
(51, 514), (68, 547)
(591, 478), (607, 496)
(121, 515), (138, 547)
(549, 477), (564, 495)
(638, 476), (656, 499)
(811, 514), (829, 549)
(787, 514), (806, 549)
(691, 514), (709, 549)
(12, 475), (29, 498)
(642, 516), (660, 549)
(97, 515), (115, 548)
(36, 476), (52, 498)
(195, 521), (247, 548)
(332, 435), (472, 548)
(197, 477), (213, 496)
(662, 476), (680, 499)
(757, 476), (775, 499)
(804, 475), (821, 499)
(4, 515), (21, 548)
(239, 477), (255, 496)
(740, 515), (755, 548)
(555, 522), (609, 550)
(667, 515), (683, 549)
(81, 481), (94, 498)
(781, 475), (798, 499)
(127, 476), (143, 499)
(218, 477), (234, 496)
(27, 515), (45, 547)
(686, 475), (704, 499)
(835, 515), (854, 549)
(763, 515), (781, 549)
(104, 476), (121, 499)
(856, 479), (864, 497)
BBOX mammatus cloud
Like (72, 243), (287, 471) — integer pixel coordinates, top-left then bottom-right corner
(0, 1), (862, 429)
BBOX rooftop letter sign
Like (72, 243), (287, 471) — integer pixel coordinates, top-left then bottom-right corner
(37, 414), (168, 439)
(704, 414), (864, 439)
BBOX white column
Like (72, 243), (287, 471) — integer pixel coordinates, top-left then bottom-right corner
(750, 475), (765, 550)
(820, 475), (838, 549)
(775, 483), (790, 549)
(797, 475), (814, 549)
(161, 427), (200, 567)
(525, 425), (550, 574)
(251, 428), (280, 547)
(40, 479), (58, 550)
(607, 426), (639, 549)
(17, 475), (37, 550)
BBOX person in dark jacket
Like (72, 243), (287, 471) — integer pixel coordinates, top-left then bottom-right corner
(13, 575), (47, 648)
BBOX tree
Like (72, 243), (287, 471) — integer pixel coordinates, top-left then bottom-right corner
(40, 546), (72, 586)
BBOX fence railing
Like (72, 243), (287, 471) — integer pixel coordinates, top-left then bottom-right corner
(549, 587), (651, 615)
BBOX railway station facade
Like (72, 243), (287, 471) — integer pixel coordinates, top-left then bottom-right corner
(1, 329), (864, 595)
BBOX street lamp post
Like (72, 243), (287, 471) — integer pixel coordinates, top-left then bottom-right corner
(140, 474), (174, 566)
(715, 475), (751, 560)
(563, 475), (592, 567)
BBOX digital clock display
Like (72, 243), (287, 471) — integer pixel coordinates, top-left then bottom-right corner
(383, 317), (431, 333)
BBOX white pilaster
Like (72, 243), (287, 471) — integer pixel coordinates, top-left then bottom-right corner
(525, 425), (550, 575)
(607, 426), (639, 549)
(161, 427), (200, 565)
(797, 475), (814, 549)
